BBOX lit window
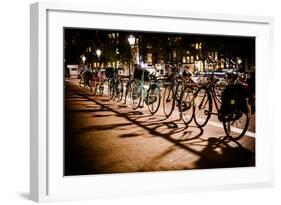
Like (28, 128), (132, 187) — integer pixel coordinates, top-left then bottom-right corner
(215, 52), (218, 60)
(182, 57), (186, 63)
(186, 56), (190, 64)
(172, 51), (177, 58)
(191, 56), (194, 63)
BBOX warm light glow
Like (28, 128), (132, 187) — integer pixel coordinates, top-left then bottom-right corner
(96, 49), (101, 58)
(237, 58), (242, 65)
(128, 35), (135, 47)
(81, 55), (86, 63)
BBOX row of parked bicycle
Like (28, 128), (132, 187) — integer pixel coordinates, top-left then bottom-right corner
(77, 60), (255, 141)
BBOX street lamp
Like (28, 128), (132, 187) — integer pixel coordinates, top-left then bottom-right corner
(128, 35), (136, 48)
(82, 55), (86, 63)
(96, 49), (101, 59)
(237, 58), (242, 65)
(128, 35), (136, 79)
(81, 55), (86, 69)
(96, 49), (101, 68)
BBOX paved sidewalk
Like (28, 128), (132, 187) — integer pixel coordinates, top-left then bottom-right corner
(64, 80), (255, 176)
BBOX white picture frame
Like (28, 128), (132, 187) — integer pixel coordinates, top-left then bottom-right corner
(30, 2), (274, 202)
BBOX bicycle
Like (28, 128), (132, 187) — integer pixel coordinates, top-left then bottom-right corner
(162, 64), (184, 118)
(130, 65), (161, 115)
(162, 64), (195, 125)
(92, 69), (106, 95)
(108, 68), (123, 101)
(179, 77), (197, 125)
(123, 78), (135, 105)
(193, 71), (250, 140)
(78, 70), (93, 93)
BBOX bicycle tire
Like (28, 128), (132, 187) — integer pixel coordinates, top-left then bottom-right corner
(109, 81), (115, 100)
(193, 86), (212, 127)
(147, 84), (161, 115)
(175, 81), (184, 102)
(223, 110), (249, 140)
(163, 85), (175, 118)
(179, 85), (194, 125)
(79, 79), (84, 88)
(91, 80), (97, 95)
(99, 84), (104, 95)
(115, 79), (123, 102)
(124, 80), (133, 104)
(130, 81), (142, 110)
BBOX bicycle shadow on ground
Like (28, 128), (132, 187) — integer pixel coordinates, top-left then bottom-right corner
(88, 91), (254, 170)
(192, 136), (255, 169)
(67, 83), (255, 172)
(124, 110), (168, 122)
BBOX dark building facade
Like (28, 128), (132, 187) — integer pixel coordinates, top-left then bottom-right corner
(64, 28), (255, 75)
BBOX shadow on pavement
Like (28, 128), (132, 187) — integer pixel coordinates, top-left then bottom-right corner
(194, 137), (255, 168)
(64, 82), (255, 175)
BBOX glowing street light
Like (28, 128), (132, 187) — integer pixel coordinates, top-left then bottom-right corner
(128, 35), (136, 79)
(237, 58), (242, 65)
(96, 49), (101, 68)
(96, 49), (101, 59)
(128, 35), (135, 48)
(81, 55), (86, 63)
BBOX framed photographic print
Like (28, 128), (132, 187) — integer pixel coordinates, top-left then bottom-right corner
(30, 2), (274, 202)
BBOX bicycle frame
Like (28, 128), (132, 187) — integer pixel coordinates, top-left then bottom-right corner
(92, 71), (106, 95)
(123, 78), (135, 104)
(108, 69), (123, 100)
(131, 68), (160, 109)
(144, 79), (160, 106)
(204, 83), (221, 117)
(194, 70), (251, 140)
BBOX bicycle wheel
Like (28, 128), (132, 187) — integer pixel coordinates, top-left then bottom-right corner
(223, 110), (249, 140)
(79, 78), (84, 88)
(179, 85), (194, 125)
(99, 83), (104, 95)
(109, 80), (115, 100)
(147, 83), (161, 115)
(130, 81), (142, 109)
(163, 84), (175, 118)
(175, 81), (184, 102)
(124, 80), (133, 104)
(115, 79), (123, 102)
(91, 80), (97, 95)
(193, 86), (212, 127)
